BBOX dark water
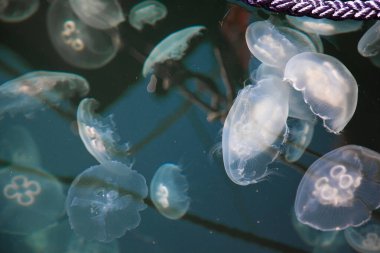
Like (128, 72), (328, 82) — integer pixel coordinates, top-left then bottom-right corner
(0, 0), (379, 252)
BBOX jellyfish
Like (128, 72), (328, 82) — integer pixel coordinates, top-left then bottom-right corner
(0, 0), (39, 22)
(66, 161), (148, 242)
(357, 21), (380, 68)
(47, 0), (120, 69)
(294, 145), (380, 231)
(284, 52), (358, 134)
(345, 221), (380, 253)
(128, 0), (167, 31)
(0, 165), (65, 235)
(150, 163), (190, 220)
(69, 0), (125, 30)
(142, 25), (206, 77)
(77, 98), (132, 166)
(245, 20), (318, 68)
(286, 16), (363, 36)
(0, 71), (89, 118)
(222, 77), (289, 185)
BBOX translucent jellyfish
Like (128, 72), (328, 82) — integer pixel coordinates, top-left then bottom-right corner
(286, 16), (363, 36)
(0, 71), (89, 118)
(128, 0), (167, 31)
(251, 63), (283, 82)
(0, 0), (39, 22)
(284, 52), (358, 134)
(345, 221), (380, 253)
(150, 163), (190, 220)
(0, 165), (65, 235)
(142, 25), (206, 77)
(358, 21), (380, 57)
(47, 0), (121, 69)
(66, 161), (148, 242)
(295, 145), (380, 231)
(69, 0), (125, 30)
(77, 98), (132, 166)
(222, 77), (289, 185)
(245, 20), (318, 68)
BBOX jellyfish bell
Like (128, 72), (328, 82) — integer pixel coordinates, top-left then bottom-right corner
(358, 21), (380, 58)
(47, 0), (121, 69)
(345, 221), (380, 253)
(222, 77), (289, 185)
(142, 25), (206, 77)
(77, 98), (133, 166)
(69, 0), (125, 30)
(128, 0), (167, 31)
(284, 52), (358, 134)
(66, 161), (148, 242)
(294, 145), (380, 231)
(150, 163), (190, 220)
(0, 0), (39, 22)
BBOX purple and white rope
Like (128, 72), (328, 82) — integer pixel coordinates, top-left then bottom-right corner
(241, 0), (380, 20)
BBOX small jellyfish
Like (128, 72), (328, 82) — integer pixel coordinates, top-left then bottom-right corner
(286, 16), (363, 36)
(222, 77), (289, 185)
(128, 0), (167, 31)
(284, 52), (358, 134)
(142, 25), (206, 77)
(47, 0), (120, 69)
(69, 0), (125, 30)
(0, 71), (89, 118)
(295, 145), (380, 231)
(0, 165), (65, 235)
(251, 63), (283, 82)
(150, 163), (190, 220)
(66, 161), (148, 242)
(77, 98), (132, 166)
(345, 221), (380, 253)
(0, 0), (39, 22)
(358, 21), (380, 57)
(245, 20), (318, 68)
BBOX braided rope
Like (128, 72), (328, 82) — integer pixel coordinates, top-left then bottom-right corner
(240, 0), (380, 20)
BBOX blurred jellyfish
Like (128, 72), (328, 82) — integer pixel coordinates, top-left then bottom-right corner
(0, 71), (89, 118)
(245, 20), (318, 68)
(345, 221), (380, 253)
(0, 165), (65, 235)
(358, 21), (380, 58)
(128, 0), (167, 31)
(142, 25), (206, 77)
(150, 163), (190, 220)
(77, 98), (132, 166)
(222, 77), (289, 185)
(66, 161), (148, 242)
(295, 145), (380, 231)
(284, 52), (358, 134)
(47, 0), (120, 69)
(69, 0), (125, 30)
(251, 63), (283, 82)
(286, 16), (362, 36)
(0, 0), (39, 22)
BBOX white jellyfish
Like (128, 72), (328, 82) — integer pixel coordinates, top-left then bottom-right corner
(284, 52), (358, 134)
(150, 163), (190, 220)
(358, 21), (380, 58)
(222, 77), (289, 185)
(0, 71), (89, 118)
(128, 0), (167, 31)
(69, 0), (125, 30)
(295, 145), (380, 231)
(77, 98), (132, 166)
(245, 20), (318, 68)
(0, 0), (39, 22)
(345, 221), (380, 253)
(47, 0), (121, 69)
(66, 161), (148, 242)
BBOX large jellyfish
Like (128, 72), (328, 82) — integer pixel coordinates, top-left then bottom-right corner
(150, 163), (190, 220)
(222, 77), (289, 185)
(295, 145), (380, 231)
(47, 0), (120, 69)
(66, 161), (148, 242)
(77, 98), (132, 166)
(0, 71), (89, 118)
(128, 0), (167, 31)
(345, 221), (380, 253)
(358, 21), (380, 58)
(69, 0), (125, 30)
(0, 0), (39, 22)
(284, 52), (358, 134)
